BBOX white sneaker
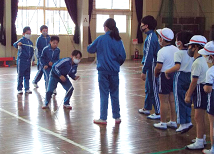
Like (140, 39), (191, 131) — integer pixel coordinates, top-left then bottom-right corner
(154, 122), (167, 130)
(186, 138), (204, 150)
(93, 119), (107, 125)
(138, 108), (150, 115)
(147, 113), (160, 120)
(18, 90), (23, 94)
(115, 118), (121, 124)
(33, 83), (38, 88)
(166, 121), (177, 129)
(25, 90), (32, 94)
(176, 124), (187, 132)
(192, 134), (207, 145)
(202, 149), (214, 154)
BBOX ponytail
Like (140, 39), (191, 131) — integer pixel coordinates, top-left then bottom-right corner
(110, 27), (121, 41)
(104, 18), (121, 41)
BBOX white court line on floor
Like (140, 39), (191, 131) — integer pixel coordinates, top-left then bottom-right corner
(0, 107), (99, 154)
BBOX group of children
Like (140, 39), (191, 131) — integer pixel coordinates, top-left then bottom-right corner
(139, 15), (214, 153)
(13, 25), (82, 109)
(12, 17), (214, 153)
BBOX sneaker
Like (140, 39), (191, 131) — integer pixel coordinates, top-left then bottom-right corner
(166, 121), (177, 129)
(181, 123), (193, 134)
(186, 138), (204, 150)
(147, 113), (160, 120)
(42, 104), (49, 109)
(63, 104), (72, 109)
(18, 90), (23, 94)
(33, 83), (39, 88)
(192, 138), (207, 145)
(153, 122), (167, 130)
(115, 118), (121, 124)
(186, 142), (204, 150)
(25, 90), (32, 94)
(93, 119), (107, 125)
(138, 108), (150, 115)
(176, 124), (187, 132)
(202, 149), (214, 154)
(53, 89), (57, 95)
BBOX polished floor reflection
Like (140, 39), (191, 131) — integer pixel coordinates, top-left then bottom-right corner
(0, 60), (210, 154)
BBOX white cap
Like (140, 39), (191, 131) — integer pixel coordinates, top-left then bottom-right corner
(198, 41), (214, 55)
(185, 35), (207, 47)
(156, 28), (174, 41)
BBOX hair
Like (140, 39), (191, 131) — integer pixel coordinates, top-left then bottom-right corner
(72, 50), (82, 58)
(141, 15), (157, 30)
(176, 31), (193, 47)
(23, 26), (31, 33)
(50, 36), (59, 42)
(104, 18), (121, 41)
(40, 25), (48, 32)
(189, 43), (204, 50)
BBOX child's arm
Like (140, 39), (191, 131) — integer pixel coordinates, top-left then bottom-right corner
(154, 63), (162, 77)
(87, 36), (100, 53)
(13, 39), (22, 48)
(117, 40), (126, 66)
(40, 49), (48, 68)
(204, 85), (212, 93)
(185, 78), (198, 103)
(165, 64), (180, 79)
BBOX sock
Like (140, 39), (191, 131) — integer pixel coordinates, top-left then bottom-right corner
(203, 134), (206, 141)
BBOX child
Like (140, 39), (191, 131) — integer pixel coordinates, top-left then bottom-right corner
(138, 15), (160, 120)
(199, 41), (214, 154)
(42, 50), (82, 109)
(153, 28), (179, 130)
(13, 26), (34, 94)
(87, 18), (126, 125)
(185, 35), (208, 150)
(165, 31), (194, 133)
(32, 25), (50, 88)
(40, 36), (60, 91)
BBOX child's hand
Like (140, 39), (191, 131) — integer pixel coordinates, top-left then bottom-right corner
(185, 95), (191, 103)
(49, 62), (53, 66)
(75, 76), (80, 80)
(141, 73), (146, 81)
(44, 65), (48, 69)
(165, 72), (170, 79)
(32, 61), (35, 66)
(60, 75), (66, 82)
(17, 42), (22, 46)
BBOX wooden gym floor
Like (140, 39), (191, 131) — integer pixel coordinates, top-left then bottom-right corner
(0, 60), (210, 154)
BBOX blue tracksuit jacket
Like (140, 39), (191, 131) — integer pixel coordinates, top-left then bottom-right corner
(36, 34), (50, 59)
(40, 44), (60, 68)
(87, 31), (126, 75)
(13, 36), (34, 62)
(52, 58), (78, 80)
(142, 30), (160, 74)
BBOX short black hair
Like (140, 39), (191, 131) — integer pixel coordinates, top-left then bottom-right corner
(40, 25), (48, 32)
(141, 15), (157, 30)
(176, 31), (193, 47)
(23, 26), (31, 33)
(72, 50), (82, 58)
(50, 36), (59, 42)
(189, 44), (204, 50)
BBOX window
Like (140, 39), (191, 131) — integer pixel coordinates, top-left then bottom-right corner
(114, 15), (126, 33)
(16, 0), (75, 35)
(96, 15), (109, 33)
(95, 0), (130, 9)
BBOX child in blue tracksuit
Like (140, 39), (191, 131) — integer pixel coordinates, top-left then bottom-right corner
(165, 31), (194, 133)
(42, 50), (82, 109)
(138, 15), (160, 120)
(13, 26), (34, 94)
(87, 18), (126, 125)
(40, 36), (60, 91)
(32, 25), (50, 88)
